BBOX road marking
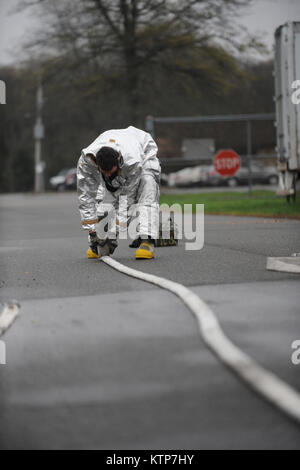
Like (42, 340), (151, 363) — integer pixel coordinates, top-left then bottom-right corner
(267, 257), (300, 274)
(0, 301), (20, 336)
(102, 256), (300, 424)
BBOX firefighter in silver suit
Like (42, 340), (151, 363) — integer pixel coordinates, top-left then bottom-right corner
(77, 126), (161, 259)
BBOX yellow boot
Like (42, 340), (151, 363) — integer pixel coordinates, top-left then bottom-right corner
(135, 241), (155, 259)
(86, 248), (99, 259)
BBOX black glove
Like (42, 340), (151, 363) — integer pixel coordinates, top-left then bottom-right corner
(99, 238), (118, 256)
(89, 231), (100, 255)
(89, 231), (118, 257)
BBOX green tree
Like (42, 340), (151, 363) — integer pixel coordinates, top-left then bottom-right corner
(0, 67), (35, 192)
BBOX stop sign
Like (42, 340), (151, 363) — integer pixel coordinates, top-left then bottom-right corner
(213, 150), (241, 177)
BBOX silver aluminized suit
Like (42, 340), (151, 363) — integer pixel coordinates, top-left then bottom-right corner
(77, 126), (161, 240)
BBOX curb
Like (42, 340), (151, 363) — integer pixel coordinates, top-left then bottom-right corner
(267, 257), (300, 274)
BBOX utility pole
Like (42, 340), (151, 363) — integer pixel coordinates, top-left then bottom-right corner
(34, 81), (45, 193)
(246, 120), (253, 197)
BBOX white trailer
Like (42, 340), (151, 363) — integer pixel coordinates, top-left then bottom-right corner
(274, 22), (300, 201)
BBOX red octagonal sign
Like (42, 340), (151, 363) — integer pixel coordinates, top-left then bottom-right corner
(213, 150), (241, 177)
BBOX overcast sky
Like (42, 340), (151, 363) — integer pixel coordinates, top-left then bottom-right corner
(0, 0), (300, 66)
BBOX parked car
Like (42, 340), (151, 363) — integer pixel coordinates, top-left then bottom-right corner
(64, 168), (77, 190)
(161, 162), (278, 188)
(49, 168), (77, 191)
(206, 162), (279, 187)
(166, 166), (210, 188)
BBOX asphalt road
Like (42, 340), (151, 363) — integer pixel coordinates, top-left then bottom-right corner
(0, 192), (300, 449)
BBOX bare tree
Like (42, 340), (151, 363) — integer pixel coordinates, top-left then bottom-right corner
(19, 0), (259, 124)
